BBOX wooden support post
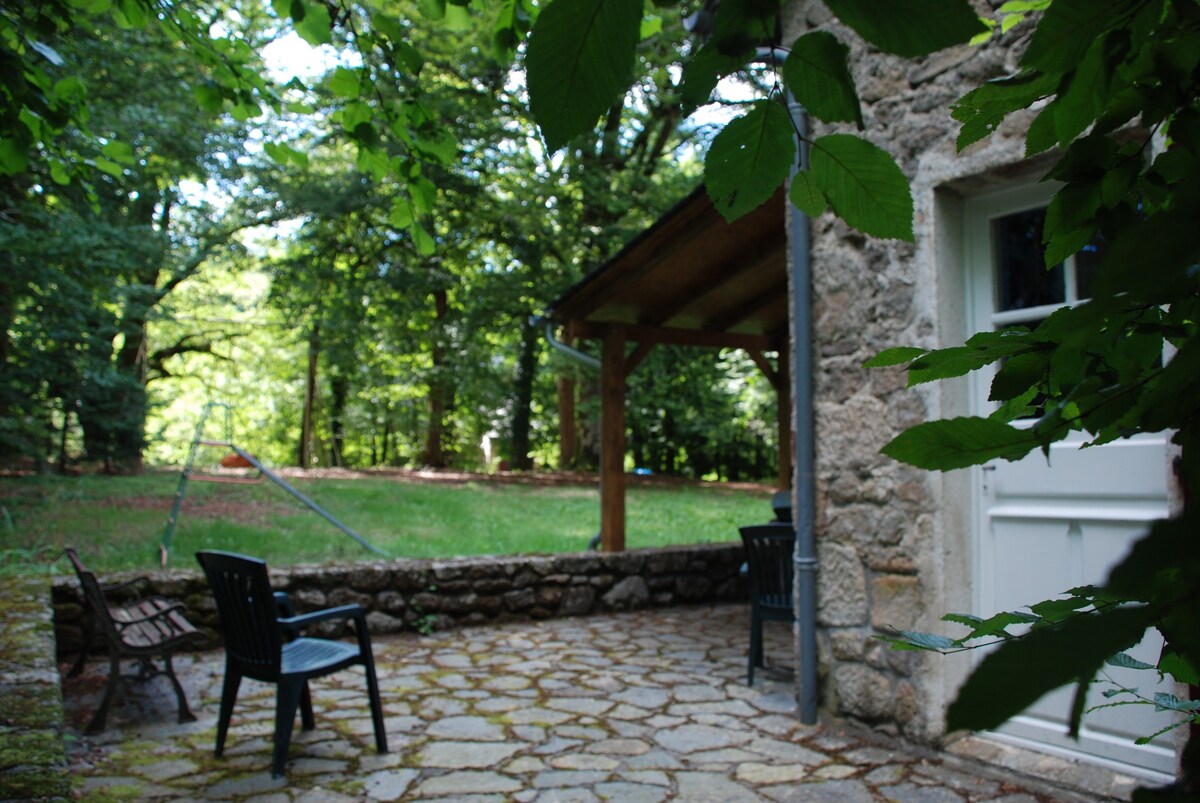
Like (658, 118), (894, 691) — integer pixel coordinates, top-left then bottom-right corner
(557, 335), (578, 469)
(600, 327), (627, 552)
(751, 349), (793, 491)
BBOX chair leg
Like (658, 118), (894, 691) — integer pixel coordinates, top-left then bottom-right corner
(161, 653), (196, 724)
(273, 680), (305, 778)
(215, 668), (242, 758)
(747, 608), (762, 687)
(85, 651), (122, 734)
(300, 681), (314, 731)
(68, 611), (95, 679)
(363, 656), (388, 753)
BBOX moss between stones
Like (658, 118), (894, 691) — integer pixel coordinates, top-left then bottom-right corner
(0, 577), (71, 800)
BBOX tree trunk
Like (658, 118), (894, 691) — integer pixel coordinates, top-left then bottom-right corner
(510, 315), (539, 471)
(422, 289), (450, 468)
(329, 368), (348, 468)
(300, 324), (320, 468)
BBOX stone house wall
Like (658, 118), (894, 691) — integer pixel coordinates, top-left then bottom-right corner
(783, 1), (1036, 744)
(52, 543), (746, 655)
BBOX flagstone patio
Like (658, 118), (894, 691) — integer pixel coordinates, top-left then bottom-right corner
(60, 603), (1129, 802)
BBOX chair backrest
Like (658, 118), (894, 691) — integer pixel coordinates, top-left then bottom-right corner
(739, 525), (796, 610)
(65, 547), (119, 640)
(196, 550), (284, 678)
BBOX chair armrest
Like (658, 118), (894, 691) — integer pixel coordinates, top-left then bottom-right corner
(274, 591), (297, 618)
(278, 604), (366, 630)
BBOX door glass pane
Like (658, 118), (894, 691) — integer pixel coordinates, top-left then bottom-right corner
(992, 209), (1064, 312)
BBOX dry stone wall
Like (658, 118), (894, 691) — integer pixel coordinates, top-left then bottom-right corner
(785, 1), (1035, 744)
(52, 543), (746, 654)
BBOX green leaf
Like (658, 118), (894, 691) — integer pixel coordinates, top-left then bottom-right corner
(907, 337), (1029, 386)
(412, 221), (436, 256)
(526, 0), (643, 152)
(881, 416), (1039, 470)
(823, 0), (988, 58)
(93, 157), (123, 177)
(809, 134), (913, 241)
(1029, 595), (1094, 623)
(1021, 0), (1140, 74)
(49, 160), (71, 185)
(1047, 36), (1111, 148)
(789, 170), (828, 218)
(410, 177), (437, 216)
(782, 32), (863, 127)
(680, 42), (751, 110)
(864, 346), (926, 369)
(101, 140), (135, 165)
(947, 605), (1157, 733)
(445, 4), (471, 31)
(193, 83), (225, 113)
(263, 141), (290, 166)
(0, 138), (30, 175)
(294, 1), (332, 46)
(1106, 652), (1155, 671)
(419, 0), (446, 20)
(989, 350), (1047, 402)
(881, 630), (960, 652)
(952, 71), (1057, 151)
(328, 67), (361, 98)
(1159, 648), (1200, 686)
(706, 100), (796, 222)
(950, 610), (1042, 641)
(1154, 692), (1200, 714)
(640, 14), (662, 39)
(389, 198), (414, 229)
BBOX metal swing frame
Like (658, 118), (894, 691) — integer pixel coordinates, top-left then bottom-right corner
(159, 402), (385, 566)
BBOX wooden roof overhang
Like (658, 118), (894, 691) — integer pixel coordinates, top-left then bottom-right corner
(549, 185), (789, 353)
(545, 185), (791, 552)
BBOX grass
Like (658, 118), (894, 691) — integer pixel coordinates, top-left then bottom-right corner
(0, 470), (771, 573)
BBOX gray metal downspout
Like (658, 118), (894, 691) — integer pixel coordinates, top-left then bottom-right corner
(755, 46), (818, 725)
(534, 315), (601, 370)
(787, 98), (818, 726)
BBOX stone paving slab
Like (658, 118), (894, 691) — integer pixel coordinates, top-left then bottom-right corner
(60, 603), (1117, 802)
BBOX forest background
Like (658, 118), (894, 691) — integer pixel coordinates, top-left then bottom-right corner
(0, 1), (781, 482)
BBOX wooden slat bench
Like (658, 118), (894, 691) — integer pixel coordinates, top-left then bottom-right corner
(65, 548), (206, 733)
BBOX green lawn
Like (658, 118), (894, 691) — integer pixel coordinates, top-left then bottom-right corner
(0, 471), (771, 573)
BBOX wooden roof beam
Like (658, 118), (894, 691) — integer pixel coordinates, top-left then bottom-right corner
(566, 320), (775, 351)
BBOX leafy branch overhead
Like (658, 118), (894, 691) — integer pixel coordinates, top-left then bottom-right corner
(521, 0), (985, 241)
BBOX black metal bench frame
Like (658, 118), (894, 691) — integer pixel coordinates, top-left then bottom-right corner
(65, 548), (205, 733)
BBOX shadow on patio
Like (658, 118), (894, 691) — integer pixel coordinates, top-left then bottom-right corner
(62, 603), (1094, 802)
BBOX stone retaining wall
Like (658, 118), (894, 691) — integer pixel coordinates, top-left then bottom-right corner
(0, 576), (71, 799)
(53, 543), (746, 653)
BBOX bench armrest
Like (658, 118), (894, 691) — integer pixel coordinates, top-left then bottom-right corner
(100, 575), (153, 598)
(110, 598), (188, 627)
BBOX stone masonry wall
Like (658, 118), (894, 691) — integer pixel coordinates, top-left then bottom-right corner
(0, 576), (71, 799)
(53, 543), (746, 654)
(784, 1), (1034, 744)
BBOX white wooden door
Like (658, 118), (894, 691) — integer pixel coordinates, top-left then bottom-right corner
(965, 185), (1177, 777)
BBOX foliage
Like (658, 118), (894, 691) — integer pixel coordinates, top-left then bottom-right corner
(517, 0), (1199, 794)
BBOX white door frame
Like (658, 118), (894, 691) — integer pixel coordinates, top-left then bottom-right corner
(961, 184), (1177, 780)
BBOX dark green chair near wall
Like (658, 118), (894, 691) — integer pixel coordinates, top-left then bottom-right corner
(739, 524), (796, 686)
(195, 550), (387, 778)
